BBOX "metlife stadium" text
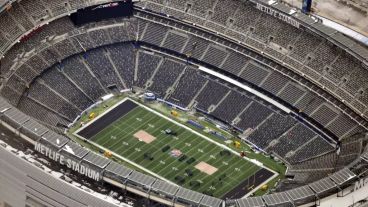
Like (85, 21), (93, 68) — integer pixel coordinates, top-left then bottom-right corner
(256, 3), (300, 28)
(34, 142), (101, 181)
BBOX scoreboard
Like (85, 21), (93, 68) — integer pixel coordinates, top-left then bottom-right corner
(70, 0), (133, 26)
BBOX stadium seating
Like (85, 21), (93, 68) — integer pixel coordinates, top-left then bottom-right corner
(27, 81), (81, 120)
(240, 62), (271, 86)
(326, 114), (358, 138)
(162, 31), (189, 53)
(343, 65), (368, 95)
(0, 12), (23, 41)
(136, 51), (162, 88)
(107, 43), (136, 88)
(141, 22), (168, 46)
(260, 71), (290, 95)
(287, 136), (335, 163)
(7, 2), (34, 31)
(289, 32), (322, 62)
(84, 48), (124, 90)
(0, 86), (22, 106)
(53, 38), (81, 60)
(211, 91), (252, 123)
(270, 123), (318, 158)
(306, 42), (340, 75)
(88, 29), (112, 48)
(1, 24), (362, 153)
(61, 56), (106, 101)
(168, 66), (207, 107)
(189, 0), (216, 18)
(72, 33), (96, 51)
(195, 80), (230, 112)
(202, 45), (229, 68)
(310, 104), (339, 126)
(246, 113), (296, 149)
(235, 102), (272, 130)
(166, 0), (187, 11)
(108, 25), (133, 44)
(6, 75), (28, 95)
(0, 2), (368, 206)
(147, 59), (185, 97)
(0, 12), (363, 145)
(25, 55), (49, 76)
(250, 13), (282, 42)
(19, 0), (49, 23)
(278, 83), (306, 105)
(182, 35), (210, 60)
(17, 96), (70, 128)
(41, 66), (93, 110)
(291, 152), (338, 171)
(221, 51), (250, 76)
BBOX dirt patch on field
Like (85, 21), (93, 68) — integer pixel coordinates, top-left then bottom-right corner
(133, 130), (156, 144)
(195, 161), (218, 175)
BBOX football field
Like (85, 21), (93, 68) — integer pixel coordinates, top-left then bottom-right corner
(76, 98), (274, 198)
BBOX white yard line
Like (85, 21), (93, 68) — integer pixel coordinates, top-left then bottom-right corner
(243, 170), (279, 198)
(101, 110), (154, 148)
(74, 132), (178, 186)
(74, 97), (279, 194)
(127, 98), (279, 177)
(154, 137), (215, 175)
(90, 106), (147, 146)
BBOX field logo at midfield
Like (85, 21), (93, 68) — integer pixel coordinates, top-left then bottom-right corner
(34, 142), (101, 181)
(170, 149), (182, 158)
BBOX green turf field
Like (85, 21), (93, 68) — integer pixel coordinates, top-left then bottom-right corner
(78, 99), (267, 198)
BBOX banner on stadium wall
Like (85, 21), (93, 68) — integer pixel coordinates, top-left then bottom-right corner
(255, 3), (300, 28)
(34, 142), (101, 181)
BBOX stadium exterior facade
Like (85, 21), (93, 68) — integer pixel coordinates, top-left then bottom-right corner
(0, 0), (368, 207)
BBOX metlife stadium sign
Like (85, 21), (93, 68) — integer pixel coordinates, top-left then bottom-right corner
(353, 177), (368, 192)
(34, 142), (101, 181)
(256, 3), (300, 28)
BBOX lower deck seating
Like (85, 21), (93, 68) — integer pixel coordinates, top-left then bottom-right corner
(211, 91), (252, 123)
(167, 67), (207, 107)
(148, 59), (185, 97)
(195, 80), (230, 112)
(287, 136), (335, 164)
(17, 96), (69, 127)
(27, 82), (81, 121)
(135, 51), (162, 88)
(246, 113), (296, 149)
(235, 102), (272, 130)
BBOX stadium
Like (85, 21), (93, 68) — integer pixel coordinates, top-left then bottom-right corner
(0, 0), (367, 207)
